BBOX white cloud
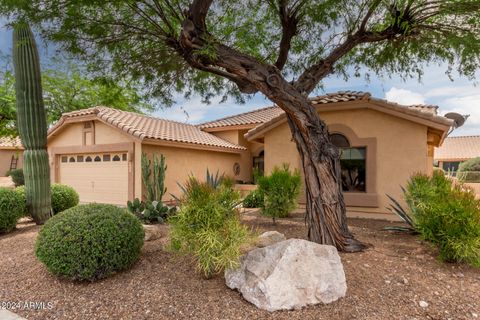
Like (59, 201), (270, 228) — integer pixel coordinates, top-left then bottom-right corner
(385, 87), (426, 105)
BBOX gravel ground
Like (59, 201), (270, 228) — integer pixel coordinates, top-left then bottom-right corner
(1, 211), (479, 320)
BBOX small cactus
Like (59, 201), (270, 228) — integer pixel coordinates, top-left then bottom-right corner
(12, 22), (52, 224)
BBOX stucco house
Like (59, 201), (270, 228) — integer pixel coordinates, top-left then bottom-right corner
(435, 135), (480, 173)
(0, 137), (23, 177)
(46, 91), (453, 219)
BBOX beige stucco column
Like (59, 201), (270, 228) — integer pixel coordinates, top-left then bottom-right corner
(134, 141), (143, 199)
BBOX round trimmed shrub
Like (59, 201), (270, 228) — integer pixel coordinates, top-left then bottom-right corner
(0, 187), (25, 233)
(35, 204), (144, 281)
(14, 186), (29, 217)
(51, 184), (79, 214)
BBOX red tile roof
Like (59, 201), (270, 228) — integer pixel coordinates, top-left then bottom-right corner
(435, 136), (480, 161)
(0, 137), (23, 149)
(49, 108), (246, 151)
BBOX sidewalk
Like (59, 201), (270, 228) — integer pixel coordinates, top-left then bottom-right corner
(0, 310), (26, 320)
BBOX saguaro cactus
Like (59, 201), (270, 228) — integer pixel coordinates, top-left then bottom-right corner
(12, 22), (52, 224)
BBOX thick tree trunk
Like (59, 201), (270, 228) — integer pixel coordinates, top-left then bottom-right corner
(269, 92), (366, 252)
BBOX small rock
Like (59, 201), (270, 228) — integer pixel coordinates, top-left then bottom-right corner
(363, 264), (370, 268)
(402, 277), (408, 285)
(255, 231), (286, 248)
(143, 224), (162, 241)
(472, 313), (478, 318)
(419, 301), (429, 308)
(385, 280), (391, 284)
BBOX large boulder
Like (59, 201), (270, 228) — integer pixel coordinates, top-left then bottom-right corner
(225, 238), (346, 312)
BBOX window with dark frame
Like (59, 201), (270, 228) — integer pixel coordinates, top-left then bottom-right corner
(61, 156), (68, 163)
(103, 154), (111, 162)
(69, 157), (75, 163)
(94, 156), (101, 162)
(77, 155), (84, 162)
(113, 155), (121, 161)
(330, 133), (366, 192)
(85, 156), (92, 162)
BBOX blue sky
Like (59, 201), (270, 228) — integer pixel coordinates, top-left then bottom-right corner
(1, 23), (479, 136)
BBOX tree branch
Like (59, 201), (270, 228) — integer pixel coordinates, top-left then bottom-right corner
(273, 0), (304, 70)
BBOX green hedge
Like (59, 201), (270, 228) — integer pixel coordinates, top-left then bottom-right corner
(35, 204), (144, 281)
(51, 184), (79, 214)
(458, 157), (480, 172)
(405, 172), (480, 267)
(457, 171), (480, 183)
(15, 183), (79, 216)
(257, 164), (301, 221)
(0, 187), (25, 233)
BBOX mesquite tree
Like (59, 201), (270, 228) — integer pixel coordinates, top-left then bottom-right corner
(12, 22), (52, 224)
(3, 1), (479, 250)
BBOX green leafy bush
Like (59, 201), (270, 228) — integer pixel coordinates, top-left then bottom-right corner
(257, 164), (301, 222)
(242, 189), (264, 208)
(15, 184), (79, 216)
(35, 204), (144, 281)
(402, 172), (480, 267)
(51, 184), (79, 214)
(127, 198), (176, 224)
(13, 186), (29, 217)
(459, 157), (480, 172)
(169, 177), (250, 278)
(7, 168), (24, 187)
(458, 158), (480, 182)
(0, 187), (25, 233)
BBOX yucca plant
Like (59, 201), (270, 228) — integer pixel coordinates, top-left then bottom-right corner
(12, 22), (51, 224)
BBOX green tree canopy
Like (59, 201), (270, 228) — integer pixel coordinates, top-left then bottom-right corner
(0, 59), (155, 136)
(0, 0), (478, 104)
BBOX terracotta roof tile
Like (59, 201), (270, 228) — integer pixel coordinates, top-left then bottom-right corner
(435, 136), (480, 160)
(51, 108), (246, 151)
(199, 91), (439, 130)
(198, 106), (284, 129)
(0, 137), (23, 149)
(245, 91), (452, 140)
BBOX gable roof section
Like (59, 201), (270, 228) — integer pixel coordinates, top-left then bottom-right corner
(198, 106), (284, 130)
(48, 107), (246, 152)
(435, 135), (480, 161)
(0, 137), (23, 150)
(244, 92), (452, 143)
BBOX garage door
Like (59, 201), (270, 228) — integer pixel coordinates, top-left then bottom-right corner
(59, 153), (129, 205)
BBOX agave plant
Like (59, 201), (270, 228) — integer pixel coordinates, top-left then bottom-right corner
(385, 187), (416, 233)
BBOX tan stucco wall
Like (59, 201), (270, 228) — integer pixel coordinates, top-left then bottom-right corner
(263, 107), (429, 216)
(0, 149), (23, 176)
(141, 144), (244, 201)
(211, 129), (257, 183)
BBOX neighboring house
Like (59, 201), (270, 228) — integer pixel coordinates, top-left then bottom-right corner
(434, 136), (480, 173)
(0, 137), (23, 176)
(47, 92), (453, 218)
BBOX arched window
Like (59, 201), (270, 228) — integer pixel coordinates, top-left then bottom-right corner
(94, 156), (101, 162)
(85, 156), (92, 162)
(69, 157), (75, 163)
(330, 133), (350, 148)
(329, 133), (366, 192)
(112, 155), (121, 161)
